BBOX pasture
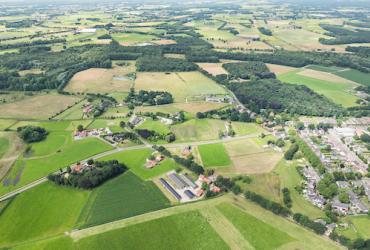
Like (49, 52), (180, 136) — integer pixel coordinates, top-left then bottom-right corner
(198, 143), (231, 168)
(0, 183), (89, 248)
(217, 203), (295, 250)
(76, 211), (229, 250)
(136, 118), (171, 135)
(0, 94), (81, 119)
(134, 72), (227, 102)
(279, 69), (359, 107)
(78, 171), (170, 228)
(65, 62), (135, 93)
(335, 69), (370, 87)
(99, 148), (179, 180)
(0, 132), (24, 180)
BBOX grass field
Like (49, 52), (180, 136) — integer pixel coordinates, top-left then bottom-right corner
(217, 203), (295, 249)
(65, 62), (135, 93)
(112, 32), (156, 45)
(0, 183), (89, 248)
(171, 119), (263, 142)
(0, 94), (81, 119)
(99, 148), (179, 179)
(0, 137), (113, 195)
(305, 65), (344, 73)
(0, 136), (10, 159)
(0, 119), (17, 131)
(135, 102), (228, 115)
(198, 143), (231, 168)
(78, 171), (170, 228)
(266, 63), (297, 75)
(279, 69), (358, 107)
(0, 132), (24, 179)
(136, 118), (171, 135)
(335, 69), (370, 87)
(336, 215), (370, 240)
(76, 211), (229, 250)
(135, 72), (227, 102)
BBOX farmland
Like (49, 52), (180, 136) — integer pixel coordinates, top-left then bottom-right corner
(278, 69), (359, 107)
(135, 72), (227, 102)
(0, 94), (81, 119)
(0, 183), (89, 248)
(78, 171), (170, 228)
(65, 62), (135, 93)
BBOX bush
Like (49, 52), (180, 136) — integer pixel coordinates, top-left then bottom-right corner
(17, 126), (48, 143)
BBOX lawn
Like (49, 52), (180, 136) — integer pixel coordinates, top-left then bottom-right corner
(198, 143), (231, 168)
(0, 94), (81, 119)
(76, 211), (229, 250)
(135, 72), (227, 103)
(99, 148), (179, 179)
(217, 203), (295, 250)
(0, 137), (113, 195)
(279, 69), (358, 107)
(0, 183), (89, 248)
(78, 171), (170, 228)
(335, 69), (370, 87)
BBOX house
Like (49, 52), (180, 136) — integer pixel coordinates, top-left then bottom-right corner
(336, 181), (349, 189)
(181, 146), (192, 157)
(332, 200), (350, 215)
(129, 115), (143, 126)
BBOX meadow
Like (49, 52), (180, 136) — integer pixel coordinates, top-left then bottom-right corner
(136, 118), (171, 135)
(134, 72), (227, 103)
(336, 215), (370, 240)
(335, 69), (370, 87)
(76, 211), (229, 250)
(198, 143), (231, 168)
(78, 171), (170, 228)
(0, 94), (81, 119)
(278, 69), (359, 107)
(99, 148), (179, 179)
(0, 183), (89, 248)
(111, 32), (156, 45)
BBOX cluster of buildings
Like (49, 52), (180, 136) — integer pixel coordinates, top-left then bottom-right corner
(205, 94), (234, 104)
(74, 127), (112, 140)
(145, 153), (165, 169)
(159, 171), (220, 203)
(298, 122), (370, 215)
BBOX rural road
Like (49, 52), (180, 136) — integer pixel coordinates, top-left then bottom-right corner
(0, 132), (265, 202)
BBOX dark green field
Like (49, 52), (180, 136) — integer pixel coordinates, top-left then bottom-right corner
(77, 171), (170, 228)
(334, 69), (370, 87)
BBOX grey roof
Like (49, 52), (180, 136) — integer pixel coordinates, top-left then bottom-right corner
(168, 173), (188, 189)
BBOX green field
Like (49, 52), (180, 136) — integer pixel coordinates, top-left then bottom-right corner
(78, 171), (170, 228)
(336, 215), (370, 240)
(198, 143), (231, 168)
(217, 203), (295, 249)
(99, 148), (179, 179)
(0, 136), (10, 158)
(76, 211), (229, 250)
(30, 131), (69, 157)
(0, 137), (113, 195)
(136, 118), (171, 135)
(279, 70), (358, 107)
(111, 32), (155, 44)
(0, 183), (89, 248)
(335, 69), (370, 87)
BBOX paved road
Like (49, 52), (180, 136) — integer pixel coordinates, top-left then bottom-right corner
(0, 132), (265, 202)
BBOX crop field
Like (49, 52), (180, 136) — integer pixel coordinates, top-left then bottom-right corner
(197, 63), (229, 76)
(78, 171), (170, 228)
(305, 65), (344, 73)
(135, 102), (228, 115)
(198, 143), (231, 168)
(65, 63), (135, 93)
(0, 183), (89, 248)
(134, 72), (227, 102)
(111, 32), (156, 45)
(99, 148), (179, 180)
(217, 203), (295, 249)
(266, 63), (297, 75)
(77, 210), (229, 250)
(334, 69), (370, 87)
(0, 137), (113, 195)
(279, 69), (359, 107)
(0, 94), (81, 119)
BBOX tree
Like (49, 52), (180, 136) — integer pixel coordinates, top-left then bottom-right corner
(17, 126), (48, 143)
(77, 124), (84, 132)
(119, 121), (126, 128)
(339, 192), (350, 203)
